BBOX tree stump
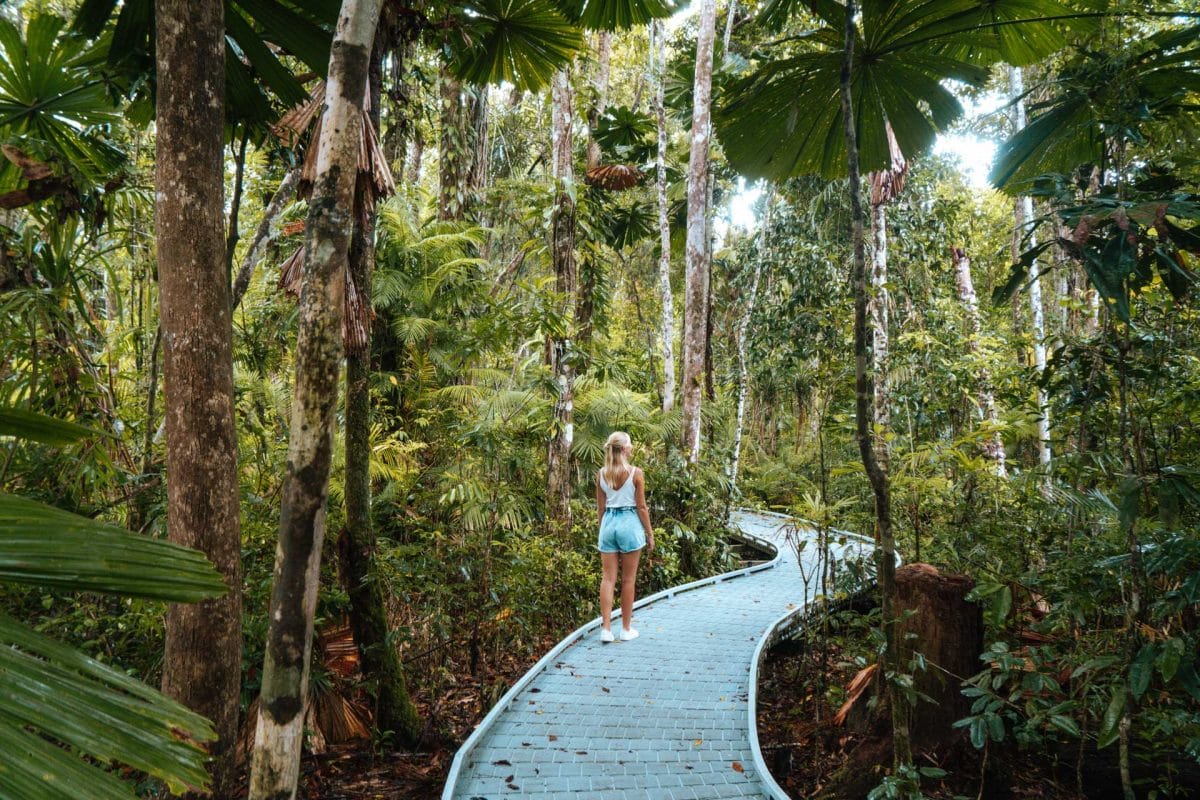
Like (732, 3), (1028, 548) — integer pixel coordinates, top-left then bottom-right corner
(815, 564), (983, 799)
(894, 563), (983, 750)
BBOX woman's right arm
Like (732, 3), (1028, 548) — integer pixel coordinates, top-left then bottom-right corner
(633, 469), (654, 553)
(595, 473), (606, 519)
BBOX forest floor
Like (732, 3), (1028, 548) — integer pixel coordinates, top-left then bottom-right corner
(231, 632), (562, 799)
(756, 638), (1093, 800)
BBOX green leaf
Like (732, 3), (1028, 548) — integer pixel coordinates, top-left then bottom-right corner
(449, 0), (584, 93)
(1097, 685), (1126, 749)
(0, 493), (228, 602)
(989, 585), (1012, 624)
(991, 240), (1056, 305)
(225, 3), (310, 109)
(0, 407), (96, 445)
(715, 3), (991, 180)
(553, 0), (676, 30)
(1158, 638), (1185, 684)
(969, 716), (986, 749)
(1049, 714), (1082, 737)
(230, 0), (335, 78)
(1130, 644), (1154, 700)
(0, 614), (216, 797)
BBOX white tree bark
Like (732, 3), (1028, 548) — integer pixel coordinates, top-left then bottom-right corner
(1011, 66), (1051, 476)
(952, 248), (1007, 478)
(870, 201), (890, 470)
(729, 189), (771, 490)
(249, 1), (382, 796)
(546, 67), (576, 535)
(721, 0), (736, 63)
(651, 21), (676, 414)
(681, 0), (717, 463)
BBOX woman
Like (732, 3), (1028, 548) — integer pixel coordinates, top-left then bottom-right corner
(596, 431), (655, 642)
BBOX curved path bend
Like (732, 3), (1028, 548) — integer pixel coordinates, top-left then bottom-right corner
(443, 510), (873, 800)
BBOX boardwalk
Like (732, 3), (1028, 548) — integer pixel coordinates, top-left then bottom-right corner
(442, 510), (873, 800)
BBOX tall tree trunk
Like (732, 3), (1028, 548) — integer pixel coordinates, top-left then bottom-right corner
(155, 0), (243, 794)
(438, 67), (467, 221)
(721, 0), (736, 63)
(249, 1), (382, 795)
(870, 201), (890, 471)
(577, 33), (612, 351)
(338, 40), (420, 747)
(586, 31), (611, 171)
(1010, 67), (1051, 478)
(681, 0), (717, 464)
(651, 21), (676, 414)
(231, 169), (300, 311)
(838, 0), (910, 768)
(951, 248), (1008, 477)
(546, 67), (577, 536)
(866, 124), (906, 472)
(729, 189), (770, 492)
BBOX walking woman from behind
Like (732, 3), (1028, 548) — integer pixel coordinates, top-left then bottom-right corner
(596, 431), (654, 642)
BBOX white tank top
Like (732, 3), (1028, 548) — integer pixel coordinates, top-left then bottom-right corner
(600, 468), (637, 508)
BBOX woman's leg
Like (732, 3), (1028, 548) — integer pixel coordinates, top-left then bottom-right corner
(619, 549), (642, 631)
(600, 552), (618, 631)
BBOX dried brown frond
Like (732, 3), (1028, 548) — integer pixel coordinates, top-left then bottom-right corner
(585, 164), (644, 191)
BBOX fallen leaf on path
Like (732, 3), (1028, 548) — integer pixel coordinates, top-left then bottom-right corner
(732, 761), (744, 773)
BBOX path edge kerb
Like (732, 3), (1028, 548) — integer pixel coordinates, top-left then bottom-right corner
(745, 509), (881, 800)
(440, 508), (784, 800)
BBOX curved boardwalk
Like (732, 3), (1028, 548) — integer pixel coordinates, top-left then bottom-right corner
(443, 510), (872, 800)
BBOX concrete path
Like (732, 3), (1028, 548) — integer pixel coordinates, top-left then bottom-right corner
(442, 510), (872, 799)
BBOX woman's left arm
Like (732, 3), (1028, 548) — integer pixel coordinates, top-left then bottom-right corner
(634, 469), (654, 553)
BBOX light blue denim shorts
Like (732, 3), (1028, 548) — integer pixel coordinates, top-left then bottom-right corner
(597, 507), (646, 553)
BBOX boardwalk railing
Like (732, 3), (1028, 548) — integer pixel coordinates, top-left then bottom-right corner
(441, 507), (879, 800)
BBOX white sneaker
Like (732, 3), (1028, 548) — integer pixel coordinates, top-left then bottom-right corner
(600, 628), (615, 643)
(619, 627), (639, 642)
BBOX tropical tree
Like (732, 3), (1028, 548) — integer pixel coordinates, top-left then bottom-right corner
(0, 15), (124, 212)
(153, 0), (243, 794)
(714, 0), (1080, 776)
(681, 0), (718, 463)
(649, 19), (677, 414)
(249, 0), (384, 795)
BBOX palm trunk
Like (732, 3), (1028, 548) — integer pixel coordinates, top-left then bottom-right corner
(155, 0), (243, 794)
(870, 201), (890, 470)
(249, 1), (382, 795)
(651, 21), (676, 414)
(951, 247), (1008, 477)
(721, 0), (736, 62)
(231, 169), (300, 310)
(438, 66), (467, 221)
(1010, 67), (1051, 478)
(729, 190), (770, 491)
(586, 31), (612, 171)
(838, 0), (910, 768)
(681, 0), (717, 464)
(546, 67), (576, 536)
(338, 41), (420, 747)
(577, 33), (613, 350)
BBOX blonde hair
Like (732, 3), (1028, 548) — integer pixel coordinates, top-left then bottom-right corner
(602, 431), (632, 487)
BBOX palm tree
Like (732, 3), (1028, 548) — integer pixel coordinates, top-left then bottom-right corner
(249, 1), (384, 796)
(714, 0), (1077, 774)
(0, 15), (124, 211)
(0, 410), (227, 799)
